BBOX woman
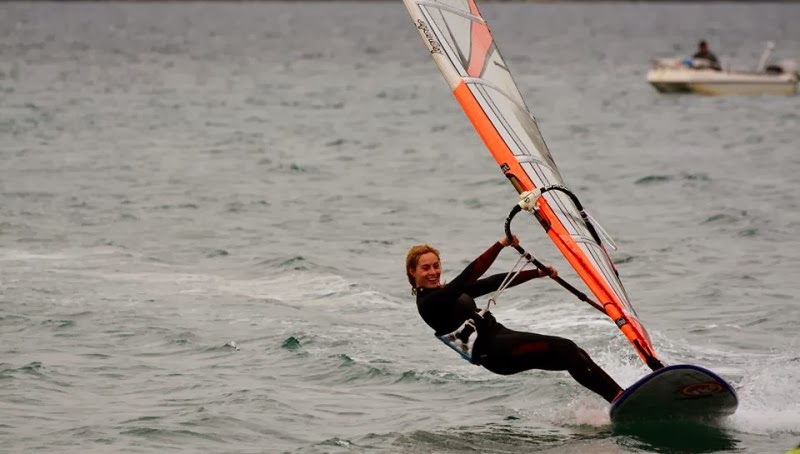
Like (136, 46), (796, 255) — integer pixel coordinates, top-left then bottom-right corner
(406, 235), (624, 403)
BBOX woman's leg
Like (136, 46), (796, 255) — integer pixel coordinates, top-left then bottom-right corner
(480, 328), (623, 403)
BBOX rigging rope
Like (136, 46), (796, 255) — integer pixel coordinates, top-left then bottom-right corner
(485, 252), (530, 310)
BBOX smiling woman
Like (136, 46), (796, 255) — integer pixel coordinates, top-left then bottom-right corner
(405, 237), (624, 404)
(405, 244), (442, 294)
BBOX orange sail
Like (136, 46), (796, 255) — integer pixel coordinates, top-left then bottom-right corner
(403, 0), (663, 369)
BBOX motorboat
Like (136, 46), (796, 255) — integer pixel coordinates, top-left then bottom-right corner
(646, 42), (799, 96)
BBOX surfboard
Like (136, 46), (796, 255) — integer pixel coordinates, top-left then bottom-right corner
(610, 364), (738, 423)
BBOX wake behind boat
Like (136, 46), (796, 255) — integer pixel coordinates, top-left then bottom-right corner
(647, 41), (799, 96)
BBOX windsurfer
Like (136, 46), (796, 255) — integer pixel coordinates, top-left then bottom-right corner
(406, 237), (624, 403)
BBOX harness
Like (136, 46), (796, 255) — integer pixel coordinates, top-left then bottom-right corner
(436, 309), (495, 365)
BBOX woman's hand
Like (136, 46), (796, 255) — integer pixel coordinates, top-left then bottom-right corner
(499, 234), (519, 248)
(540, 265), (558, 278)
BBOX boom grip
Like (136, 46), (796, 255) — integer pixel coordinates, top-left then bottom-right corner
(504, 203), (607, 316)
(504, 204), (522, 245)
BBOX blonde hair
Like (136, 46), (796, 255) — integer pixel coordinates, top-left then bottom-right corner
(405, 244), (440, 295)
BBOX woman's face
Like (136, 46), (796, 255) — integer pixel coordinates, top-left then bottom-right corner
(410, 252), (441, 289)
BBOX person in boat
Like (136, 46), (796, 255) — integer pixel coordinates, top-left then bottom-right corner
(692, 40), (721, 70)
(406, 236), (624, 403)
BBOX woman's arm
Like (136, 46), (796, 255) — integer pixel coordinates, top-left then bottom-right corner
(464, 265), (557, 298)
(447, 241), (503, 288)
(444, 235), (527, 293)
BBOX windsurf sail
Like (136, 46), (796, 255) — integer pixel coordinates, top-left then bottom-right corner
(402, 0), (664, 370)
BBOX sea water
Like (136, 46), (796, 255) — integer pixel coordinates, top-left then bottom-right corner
(1, 2), (799, 452)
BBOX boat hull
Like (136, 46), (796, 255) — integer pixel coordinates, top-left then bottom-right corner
(647, 68), (798, 96)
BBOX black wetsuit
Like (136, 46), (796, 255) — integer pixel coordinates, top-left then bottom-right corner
(416, 242), (623, 403)
(692, 50), (721, 70)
